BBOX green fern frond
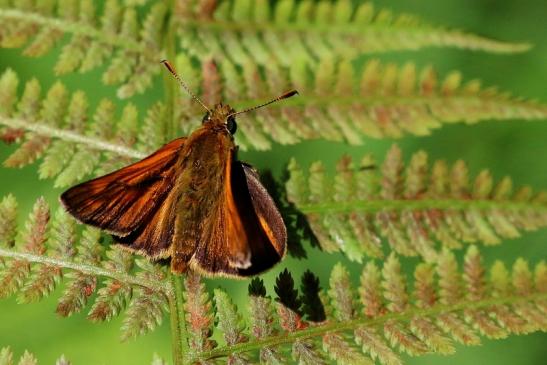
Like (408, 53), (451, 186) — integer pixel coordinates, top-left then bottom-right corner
(0, 69), (172, 185)
(0, 0), (531, 98)
(177, 0), (530, 68)
(186, 247), (547, 363)
(0, 195), (169, 340)
(3, 60), (547, 155)
(214, 289), (250, 364)
(286, 145), (547, 261)
(0, 347), (38, 365)
(173, 57), (547, 150)
(0, 0), (166, 98)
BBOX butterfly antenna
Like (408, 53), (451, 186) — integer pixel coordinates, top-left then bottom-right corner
(228, 90), (299, 118)
(161, 59), (211, 113)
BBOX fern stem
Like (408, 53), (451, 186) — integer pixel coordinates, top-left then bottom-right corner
(298, 199), (547, 214)
(163, 0), (178, 141)
(164, 3), (189, 365)
(188, 291), (547, 362)
(168, 273), (188, 365)
(0, 9), (145, 53)
(0, 248), (168, 293)
(0, 117), (146, 159)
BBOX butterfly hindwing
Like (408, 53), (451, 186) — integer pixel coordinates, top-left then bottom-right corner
(60, 138), (186, 236)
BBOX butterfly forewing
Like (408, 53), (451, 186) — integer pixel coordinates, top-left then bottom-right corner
(114, 195), (177, 259)
(60, 138), (186, 236)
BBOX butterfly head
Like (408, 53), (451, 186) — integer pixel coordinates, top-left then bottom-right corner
(161, 59), (297, 137)
(202, 103), (237, 135)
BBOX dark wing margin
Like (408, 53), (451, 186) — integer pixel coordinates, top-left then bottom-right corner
(191, 161), (287, 277)
(60, 138), (185, 236)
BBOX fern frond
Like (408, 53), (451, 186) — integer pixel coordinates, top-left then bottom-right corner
(0, 197), (49, 299)
(0, 0), (166, 98)
(183, 271), (216, 358)
(56, 227), (102, 317)
(177, 0), (530, 68)
(0, 195), (169, 339)
(286, 145), (547, 261)
(248, 278), (284, 364)
(0, 1), (528, 98)
(0, 347), (69, 365)
(3, 59), (547, 154)
(18, 209), (76, 303)
(273, 269), (326, 364)
(188, 247), (547, 363)
(214, 289), (250, 364)
(0, 194), (18, 247)
(0, 347), (37, 365)
(0, 70), (173, 185)
(173, 57), (547, 150)
(121, 260), (169, 341)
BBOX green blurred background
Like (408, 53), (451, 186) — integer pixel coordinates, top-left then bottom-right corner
(1, 0), (546, 363)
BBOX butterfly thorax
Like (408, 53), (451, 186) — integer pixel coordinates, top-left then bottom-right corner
(167, 107), (239, 272)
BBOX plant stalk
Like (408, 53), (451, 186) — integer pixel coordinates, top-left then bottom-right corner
(0, 248), (168, 293)
(298, 198), (547, 214)
(162, 0), (178, 142)
(163, 2), (190, 365)
(168, 273), (189, 365)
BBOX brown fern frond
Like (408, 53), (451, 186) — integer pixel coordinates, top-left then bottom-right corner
(0, 195), (169, 339)
(248, 278), (283, 364)
(286, 145), (547, 261)
(120, 260), (168, 341)
(0, 197), (49, 299)
(188, 247), (547, 363)
(183, 271), (216, 359)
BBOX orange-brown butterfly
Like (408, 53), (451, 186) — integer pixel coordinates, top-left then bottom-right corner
(60, 60), (297, 278)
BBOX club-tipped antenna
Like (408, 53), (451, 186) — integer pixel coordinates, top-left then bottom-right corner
(161, 59), (210, 113)
(227, 90), (299, 118)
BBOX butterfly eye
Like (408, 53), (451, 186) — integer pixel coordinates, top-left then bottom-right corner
(202, 112), (210, 124)
(226, 116), (237, 134)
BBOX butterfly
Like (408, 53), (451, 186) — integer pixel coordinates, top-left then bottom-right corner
(60, 60), (297, 278)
